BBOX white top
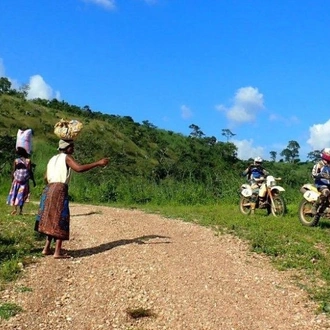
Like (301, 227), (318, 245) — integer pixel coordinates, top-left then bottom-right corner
(46, 153), (71, 184)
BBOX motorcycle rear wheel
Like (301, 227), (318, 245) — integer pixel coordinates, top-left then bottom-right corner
(270, 195), (285, 217)
(298, 199), (320, 227)
(239, 196), (251, 215)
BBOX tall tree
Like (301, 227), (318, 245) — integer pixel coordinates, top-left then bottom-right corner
(189, 124), (205, 138)
(269, 151), (277, 162)
(221, 129), (236, 142)
(19, 83), (30, 98)
(83, 105), (92, 114)
(307, 150), (321, 162)
(280, 149), (291, 162)
(288, 140), (300, 160)
(0, 77), (11, 94)
(280, 140), (300, 163)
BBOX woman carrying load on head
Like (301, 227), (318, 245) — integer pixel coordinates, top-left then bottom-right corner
(7, 147), (36, 215)
(35, 139), (109, 259)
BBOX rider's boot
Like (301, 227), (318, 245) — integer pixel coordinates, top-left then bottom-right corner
(250, 202), (256, 215)
(311, 203), (319, 215)
(259, 197), (266, 208)
(312, 195), (326, 215)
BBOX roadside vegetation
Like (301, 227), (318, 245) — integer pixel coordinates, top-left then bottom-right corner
(1, 77), (330, 318)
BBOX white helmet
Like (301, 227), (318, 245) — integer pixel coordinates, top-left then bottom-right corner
(254, 156), (263, 165)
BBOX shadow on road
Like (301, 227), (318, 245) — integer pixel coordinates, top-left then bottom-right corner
(69, 235), (171, 258)
(71, 211), (102, 217)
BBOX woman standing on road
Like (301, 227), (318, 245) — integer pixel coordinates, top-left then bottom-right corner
(35, 139), (109, 259)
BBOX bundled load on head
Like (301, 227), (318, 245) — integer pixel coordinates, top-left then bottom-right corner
(54, 119), (83, 140)
(16, 128), (33, 155)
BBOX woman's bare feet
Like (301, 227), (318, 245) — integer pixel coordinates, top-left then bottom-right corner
(42, 249), (52, 256)
(53, 253), (71, 259)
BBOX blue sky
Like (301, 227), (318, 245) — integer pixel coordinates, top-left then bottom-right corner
(1, 0), (330, 161)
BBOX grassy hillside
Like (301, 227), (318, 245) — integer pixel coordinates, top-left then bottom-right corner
(1, 95), (146, 160)
(0, 93), (314, 206)
(0, 94), (238, 203)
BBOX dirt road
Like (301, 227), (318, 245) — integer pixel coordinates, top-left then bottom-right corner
(1, 204), (329, 330)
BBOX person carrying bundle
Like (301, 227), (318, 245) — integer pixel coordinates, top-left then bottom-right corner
(7, 147), (36, 215)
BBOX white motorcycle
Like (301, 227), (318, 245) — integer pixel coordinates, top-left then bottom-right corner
(239, 175), (286, 217)
(298, 183), (330, 226)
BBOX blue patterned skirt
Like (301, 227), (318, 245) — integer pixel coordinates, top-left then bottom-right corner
(35, 183), (70, 240)
(7, 180), (30, 206)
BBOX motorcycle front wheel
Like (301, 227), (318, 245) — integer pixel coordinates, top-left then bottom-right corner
(239, 196), (251, 215)
(270, 195), (285, 217)
(298, 199), (320, 227)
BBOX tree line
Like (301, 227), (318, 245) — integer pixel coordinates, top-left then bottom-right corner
(0, 77), (318, 205)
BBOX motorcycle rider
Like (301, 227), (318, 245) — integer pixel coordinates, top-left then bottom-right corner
(242, 156), (269, 214)
(311, 148), (330, 215)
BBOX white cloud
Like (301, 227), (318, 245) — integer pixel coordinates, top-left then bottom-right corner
(0, 59), (60, 100)
(54, 90), (61, 100)
(232, 138), (264, 160)
(82, 0), (116, 10)
(216, 86), (264, 123)
(181, 104), (193, 120)
(227, 105), (254, 122)
(269, 113), (299, 125)
(307, 120), (330, 150)
(235, 87), (264, 108)
(27, 75), (60, 100)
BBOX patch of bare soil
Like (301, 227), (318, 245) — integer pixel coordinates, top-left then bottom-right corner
(1, 204), (330, 330)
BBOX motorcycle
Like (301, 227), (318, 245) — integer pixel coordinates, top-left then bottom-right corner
(239, 175), (286, 217)
(298, 183), (330, 226)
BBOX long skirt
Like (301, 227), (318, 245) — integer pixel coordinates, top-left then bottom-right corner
(35, 183), (70, 240)
(7, 180), (30, 206)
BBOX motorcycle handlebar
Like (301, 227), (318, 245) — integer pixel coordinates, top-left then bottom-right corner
(258, 176), (282, 182)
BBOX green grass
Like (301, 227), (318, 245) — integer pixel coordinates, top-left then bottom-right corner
(0, 200), (44, 290)
(0, 303), (23, 320)
(0, 199), (43, 320)
(15, 286), (32, 293)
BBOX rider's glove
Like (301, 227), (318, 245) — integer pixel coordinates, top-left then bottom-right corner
(321, 172), (330, 179)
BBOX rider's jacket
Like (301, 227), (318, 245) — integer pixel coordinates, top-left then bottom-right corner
(250, 166), (264, 180)
(243, 165), (268, 186)
(312, 160), (330, 187)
